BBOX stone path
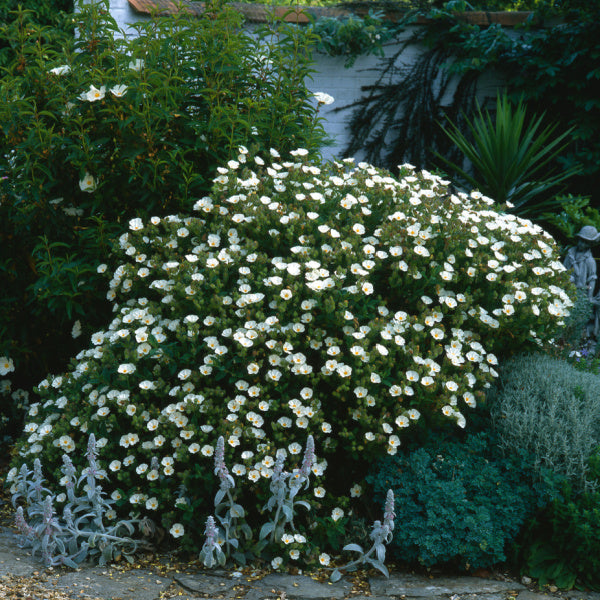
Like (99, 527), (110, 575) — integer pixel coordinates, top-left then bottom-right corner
(1, 527), (599, 600)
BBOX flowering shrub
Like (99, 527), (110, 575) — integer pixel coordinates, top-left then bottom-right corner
(10, 152), (575, 562)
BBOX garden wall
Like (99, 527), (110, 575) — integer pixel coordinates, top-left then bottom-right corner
(91, 0), (519, 161)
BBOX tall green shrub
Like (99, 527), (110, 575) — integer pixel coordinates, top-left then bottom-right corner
(0, 1), (74, 74)
(0, 0), (326, 402)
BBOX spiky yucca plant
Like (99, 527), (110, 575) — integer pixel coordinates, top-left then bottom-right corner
(438, 91), (579, 218)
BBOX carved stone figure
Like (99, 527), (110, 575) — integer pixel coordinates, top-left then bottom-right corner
(563, 225), (600, 342)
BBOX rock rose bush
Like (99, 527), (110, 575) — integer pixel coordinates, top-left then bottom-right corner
(10, 151), (575, 562)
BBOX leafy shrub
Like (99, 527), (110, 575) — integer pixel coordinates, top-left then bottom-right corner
(367, 430), (555, 570)
(489, 352), (600, 492)
(519, 486), (600, 591)
(556, 287), (593, 349)
(0, 1), (73, 74)
(308, 10), (396, 67)
(542, 194), (600, 243)
(0, 356), (29, 448)
(9, 155), (574, 560)
(0, 0), (327, 414)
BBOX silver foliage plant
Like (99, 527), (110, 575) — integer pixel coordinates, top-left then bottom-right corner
(330, 488), (395, 582)
(199, 434), (395, 578)
(11, 434), (144, 567)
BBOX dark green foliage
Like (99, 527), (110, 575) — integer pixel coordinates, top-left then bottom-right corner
(309, 10), (396, 67)
(367, 431), (553, 570)
(519, 486), (600, 591)
(542, 195), (600, 243)
(487, 352), (600, 590)
(342, 3), (599, 210)
(557, 288), (593, 348)
(438, 92), (579, 216)
(489, 353), (600, 493)
(0, 1), (74, 74)
(507, 6), (600, 197)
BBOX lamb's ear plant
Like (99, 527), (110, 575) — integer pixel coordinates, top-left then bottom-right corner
(260, 435), (314, 546)
(11, 434), (144, 567)
(200, 435), (318, 567)
(437, 91), (579, 219)
(330, 489), (395, 582)
(213, 436), (252, 563)
(199, 515), (227, 568)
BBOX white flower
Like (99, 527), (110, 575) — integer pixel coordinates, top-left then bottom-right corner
(79, 173), (97, 192)
(169, 523), (185, 538)
(395, 415), (410, 428)
(314, 92), (334, 105)
(0, 356), (15, 376)
(331, 507), (344, 521)
(83, 85), (106, 102)
(361, 282), (374, 295)
(288, 442), (302, 454)
(319, 553), (331, 566)
(50, 65), (70, 76)
(109, 460), (121, 472)
(129, 58), (145, 71)
(110, 84), (128, 97)
(408, 408), (421, 420)
(350, 484), (362, 497)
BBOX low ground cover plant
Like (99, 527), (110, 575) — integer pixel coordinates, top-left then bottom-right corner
(8, 150), (574, 565)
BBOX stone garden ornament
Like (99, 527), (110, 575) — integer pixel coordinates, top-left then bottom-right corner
(563, 225), (600, 343)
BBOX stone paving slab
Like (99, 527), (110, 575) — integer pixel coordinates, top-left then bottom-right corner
(2, 527), (600, 600)
(53, 566), (171, 600)
(0, 530), (38, 577)
(369, 574), (526, 597)
(244, 573), (353, 600)
(174, 572), (252, 598)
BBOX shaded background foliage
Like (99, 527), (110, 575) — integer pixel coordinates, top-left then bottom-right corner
(341, 0), (599, 226)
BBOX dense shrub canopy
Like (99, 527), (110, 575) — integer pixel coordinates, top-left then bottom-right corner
(10, 153), (574, 556)
(369, 431), (554, 570)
